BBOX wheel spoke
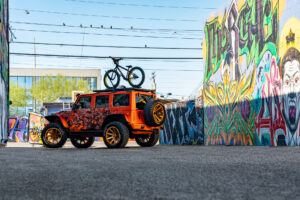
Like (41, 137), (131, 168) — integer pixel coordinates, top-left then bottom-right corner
(105, 126), (121, 145)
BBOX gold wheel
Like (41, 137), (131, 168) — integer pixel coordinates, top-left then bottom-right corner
(44, 128), (63, 145)
(153, 103), (165, 124)
(105, 126), (121, 145)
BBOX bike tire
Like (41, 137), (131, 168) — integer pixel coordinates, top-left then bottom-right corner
(128, 66), (145, 88)
(104, 69), (120, 89)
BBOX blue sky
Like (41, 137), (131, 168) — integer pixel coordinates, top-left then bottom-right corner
(9, 0), (228, 99)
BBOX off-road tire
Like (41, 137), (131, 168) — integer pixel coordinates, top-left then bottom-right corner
(104, 69), (120, 89)
(128, 66), (145, 88)
(103, 122), (129, 148)
(143, 100), (166, 127)
(135, 133), (159, 147)
(41, 123), (68, 148)
(70, 136), (95, 148)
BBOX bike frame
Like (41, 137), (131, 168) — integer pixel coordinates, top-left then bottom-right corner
(114, 64), (130, 81)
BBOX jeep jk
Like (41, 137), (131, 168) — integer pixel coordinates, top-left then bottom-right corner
(41, 88), (166, 148)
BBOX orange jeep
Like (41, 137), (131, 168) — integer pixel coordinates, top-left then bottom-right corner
(41, 88), (166, 148)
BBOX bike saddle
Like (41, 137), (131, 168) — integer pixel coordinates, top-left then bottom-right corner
(126, 65), (133, 68)
(110, 57), (122, 64)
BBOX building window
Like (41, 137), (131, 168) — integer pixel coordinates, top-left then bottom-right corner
(10, 77), (18, 85)
(25, 77), (33, 90)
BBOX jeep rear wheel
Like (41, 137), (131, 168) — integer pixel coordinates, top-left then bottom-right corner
(70, 136), (95, 148)
(41, 123), (67, 148)
(103, 122), (129, 148)
(135, 133), (159, 147)
(143, 100), (166, 127)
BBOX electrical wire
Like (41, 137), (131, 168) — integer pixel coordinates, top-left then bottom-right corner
(11, 62), (203, 71)
(11, 52), (203, 60)
(11, 8), (200, 22)
(10, 21), (203, 33)
(11, 28), (202, 40)
(11, 41), (202, 50)
(64, 0), (216, 10)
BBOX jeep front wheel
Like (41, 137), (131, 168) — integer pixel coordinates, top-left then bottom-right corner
(143, 100), (166, 127)
(41, 123), (67, 148)
(70, 136), (95, 148)
(103, 122), (129, 148)
(135, 133), (159, 147)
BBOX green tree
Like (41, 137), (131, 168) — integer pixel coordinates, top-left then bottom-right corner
(31, 75), (91, 105)
(9, 81), (28, 107)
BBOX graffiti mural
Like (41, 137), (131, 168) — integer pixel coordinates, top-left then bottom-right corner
(0, 0), (8, 145)
(203, 0), (300, 146)
(8, 117), (28, 142)
(28, 113), (46, 144)
(160, 100), (204, 145)
(9, 116), (19, 139)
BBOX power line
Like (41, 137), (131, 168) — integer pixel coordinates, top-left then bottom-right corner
(11, 62), (203, 72)
(12, 8), (200, 22)
(11, 52), (203, 60)
(65, 0), (216, 10)
(11, 41), (202, 50)
(10, 21), (203, 33)
(11, 28), (202, 40)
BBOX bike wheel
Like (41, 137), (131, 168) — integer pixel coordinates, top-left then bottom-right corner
(128, 67), (145, 88)
(104, 69), (120, 89)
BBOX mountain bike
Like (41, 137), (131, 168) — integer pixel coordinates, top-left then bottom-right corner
(103, 57), (145, 89)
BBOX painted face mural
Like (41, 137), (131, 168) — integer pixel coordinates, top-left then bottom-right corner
(282, 48), (300, 134)
(278, 16), (300, 145)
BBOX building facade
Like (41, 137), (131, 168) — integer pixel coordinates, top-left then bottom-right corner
(10, 68), (101, 116)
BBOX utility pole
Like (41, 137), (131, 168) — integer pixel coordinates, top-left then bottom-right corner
(33, 37), (36, 112)
(34, 37), (36, 69)
(151, 72), (156, 91)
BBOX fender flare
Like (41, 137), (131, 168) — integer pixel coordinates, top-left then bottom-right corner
(45, 115), (69, 129)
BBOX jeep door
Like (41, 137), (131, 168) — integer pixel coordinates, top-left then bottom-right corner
(110, 93), (131, 119)
(92, 95), (110, 130)
(69, 96), (93, 131)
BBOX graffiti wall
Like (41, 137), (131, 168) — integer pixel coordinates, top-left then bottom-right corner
(0, 0), (8, 145)
(160, 99), (204, 145)
(203, 0), (300, 146)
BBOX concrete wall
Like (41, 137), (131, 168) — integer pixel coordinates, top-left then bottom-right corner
(203, 0), (300, 146)
(160, 99), (204, 145)
(0, 0), (8, 145)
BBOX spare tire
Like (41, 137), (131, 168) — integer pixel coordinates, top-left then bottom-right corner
(143, 100), (166, 127)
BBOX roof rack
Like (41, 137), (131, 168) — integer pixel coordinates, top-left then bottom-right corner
(93, 88), (156, 93)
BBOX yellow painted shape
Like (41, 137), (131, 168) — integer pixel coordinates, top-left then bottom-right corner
(274, 0), (285, 19)
(209, 13), (215, 21)
(203, 38), (207, 61)
(237, 0), (245, 10)
(279, 17), (300, 59)
(218, 12), (223, 25)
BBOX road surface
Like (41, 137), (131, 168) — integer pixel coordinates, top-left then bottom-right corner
(0, 142), (299, 199)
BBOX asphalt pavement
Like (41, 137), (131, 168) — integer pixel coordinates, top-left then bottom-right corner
(0, 142), (300, 200)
